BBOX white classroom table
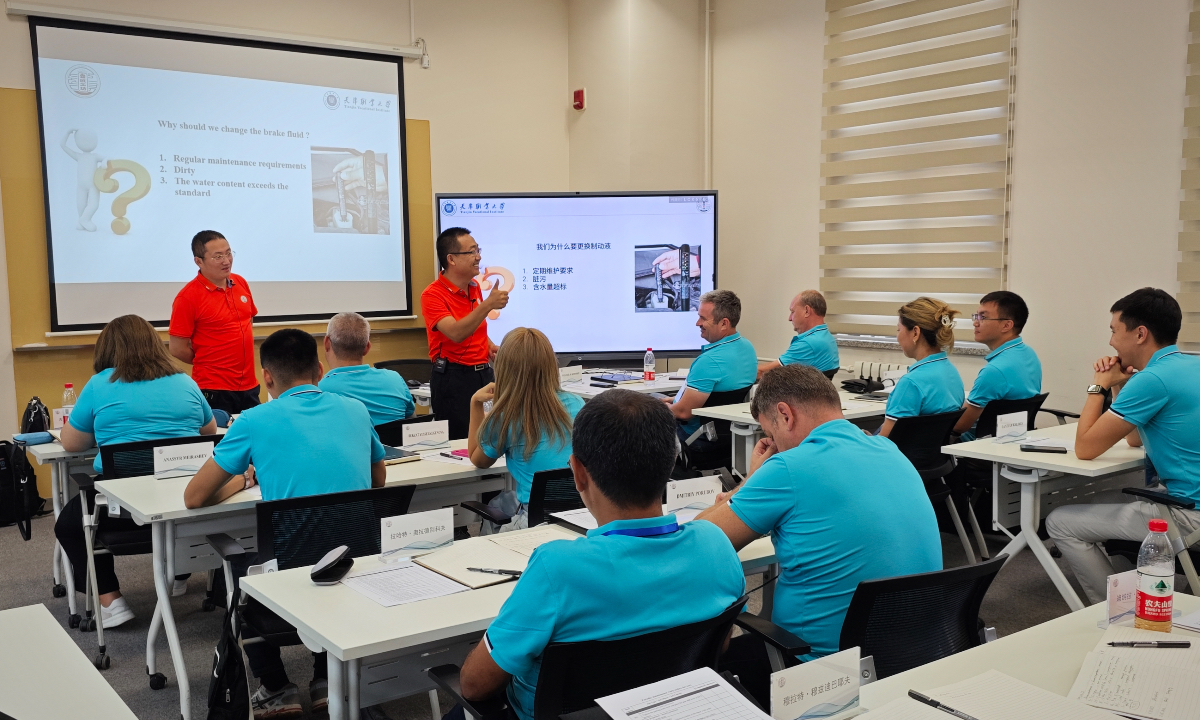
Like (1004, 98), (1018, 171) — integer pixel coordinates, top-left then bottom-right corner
(409, 374), (687, 402)
(691, 392), (887, 475)
(860, 593), (1200, 710)
(240, 525), (780, 720)
(0, 604), (137, 719)
(942, 422), (1145, 613)
(94, 439), (509, 720)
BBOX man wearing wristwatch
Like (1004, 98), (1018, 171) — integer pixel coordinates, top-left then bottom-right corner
(1045, 288), (1200, 604)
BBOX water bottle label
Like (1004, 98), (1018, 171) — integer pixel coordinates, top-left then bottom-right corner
(1135, 572), (1173, 623)
(644, 369), (655, 381)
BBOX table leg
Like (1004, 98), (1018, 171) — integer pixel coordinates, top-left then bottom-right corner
(151, 522), (190, 719)
(49, 460), (79, 619)
(730, 423), (757, 478)
(1017, 480), (1085, 611)
(328, 655), (346, 720)
(165, 520), (176, 582)
(146, 600), (162, 676)
(348, 658), (360, 720)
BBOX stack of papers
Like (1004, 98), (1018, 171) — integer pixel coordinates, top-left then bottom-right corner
(862, 670), (1114, 720)
(1069, 625), (1200, 720)
(341, 560), (467, 607)
(414, 538), (531, 588)
(487, 527), (574, 557)
(549, 506), (708, 533)
(1021, 436), (1076, 451)
(596, 667), (768, 720)
(1174, 608), (1200, 633)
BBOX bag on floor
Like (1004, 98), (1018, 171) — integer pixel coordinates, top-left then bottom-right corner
(20, 397), (49, 434)
(0, 440), (43, 540)
(207, 596), (251, 720)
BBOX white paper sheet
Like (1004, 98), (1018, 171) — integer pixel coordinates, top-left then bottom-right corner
(1066, 625), (1200, 720)
(340, 560), (467, 607)
(1175, 608), (1200, 633)
(862, 670), (1115, 720)
(420, 452), (506, 468)
(550, 507), (599, 531)
(487, 527), (574, 557)
(1021, 436), (1077, 451)
(596, 667), (770, 720)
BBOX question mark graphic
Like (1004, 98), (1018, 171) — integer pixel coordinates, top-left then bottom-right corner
(93, 159), (151, 234)
(474, 266), (515, 320)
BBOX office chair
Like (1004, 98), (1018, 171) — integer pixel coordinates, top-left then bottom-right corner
(887, 410), (978, 564)
(375, 358), (434, 386)
(69, 434), (223, 671)
(428, 595), (749, 720)
(374, 413), (437, 447)
(1103, 488), (1200, 593)
(459, 468), (580, 529)
(678, 385), (755, 473)
(823, 368), (839, 381)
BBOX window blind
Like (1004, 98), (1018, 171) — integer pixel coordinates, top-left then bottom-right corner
(820, 0), (1017, 340)
(1179, 5), (1200, 345)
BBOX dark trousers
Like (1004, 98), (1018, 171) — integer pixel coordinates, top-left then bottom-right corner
(442, 703), (517, 720)
(201, 386), (262, 415)
(230, 553), (326, 690)
(54, 494), (127, 596)
(430, 362), (494, 440)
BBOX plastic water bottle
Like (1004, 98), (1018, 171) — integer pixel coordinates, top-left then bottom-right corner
(61, 382), (77, 428)
(1134, 518), (1174, 632)
(643, 348), (655, 382)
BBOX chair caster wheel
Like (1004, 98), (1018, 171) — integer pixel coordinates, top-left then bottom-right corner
(201, 597), (217, 612)
(149, 673), (167, 690)
(68, 613), (81, 629)
(1050, 546), (1062, 559)
(80, 617), (96, 632)
(94, 653), (110, 670)
(52, 583), (66, 598)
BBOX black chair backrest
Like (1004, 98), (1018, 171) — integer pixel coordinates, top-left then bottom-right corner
(973, 393), (1048, 439)
(375, 358), (434, 385)
(823, 368), (839, 381)
(698, 384), (755, 437)
(374, 414), (436, 446)
(533, 596), (748, 719)
(886, 409), (964, 479)
(527, 468), (582, 527)
(838, 554), (1006, 679)
(99, 434), (223, 479)
(255, 485), (417, 570)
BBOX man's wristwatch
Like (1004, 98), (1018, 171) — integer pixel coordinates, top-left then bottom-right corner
(1086, 384), (1110, 396)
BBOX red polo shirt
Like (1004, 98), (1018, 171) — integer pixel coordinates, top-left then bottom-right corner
(421, 274), (490, 364)
(169, 272), (258, 391)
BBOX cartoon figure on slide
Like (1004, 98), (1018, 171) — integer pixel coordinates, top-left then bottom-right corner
(61, 128), (103, 231)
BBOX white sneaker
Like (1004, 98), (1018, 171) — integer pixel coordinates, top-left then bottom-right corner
(251, 682), (302, 719)
(172, 577), (188, 597)
(100, 597), (135, 628)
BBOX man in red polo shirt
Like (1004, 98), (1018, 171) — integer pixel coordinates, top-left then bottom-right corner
(169, 230), (261, 414)
(421, 227), (508, 438)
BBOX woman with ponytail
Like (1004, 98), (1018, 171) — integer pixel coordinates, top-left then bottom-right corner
(877, 297), (965, 438)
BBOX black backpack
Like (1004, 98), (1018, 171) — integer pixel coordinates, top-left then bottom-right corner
(207, 593), (251, 720)
(20, 397), (50, 434)
(0, 441), (44, 540)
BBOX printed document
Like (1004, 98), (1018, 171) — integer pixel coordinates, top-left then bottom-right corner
(340, 561), (467, 608)
(595, 667), (770, 720)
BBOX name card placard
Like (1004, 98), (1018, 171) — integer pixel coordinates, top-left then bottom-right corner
(559, 365), (583, 384)
(993, 411), (1027, 443)
(402, 420), (450, 450)
(381, 508), (454, 556)
(771, 647), (860, 720)
(664, 476), (722, 512)
(153, 441), (215, 479)
(1105, 569), (1137, 627)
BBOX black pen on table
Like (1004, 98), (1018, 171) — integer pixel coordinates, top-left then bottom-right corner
(467, 567), (521, 577)
(1108, 640), (1191, 648)
(908, 690), (981, 720)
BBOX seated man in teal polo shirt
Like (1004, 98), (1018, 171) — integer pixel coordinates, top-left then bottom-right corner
(452, 389), (746, 720)
(1047, 288), (1200, 604)
(697, 364), (942, 705)
(666, 289), (758, 445)
(757, 289), (839, 379)
(319, 311), (415, 426)
(953, 291), (1042, 440)
(185, 328), (387, 719)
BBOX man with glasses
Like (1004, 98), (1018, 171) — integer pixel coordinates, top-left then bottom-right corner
(953, 290), (1041, 439)
(169, 230), (261, 414)
(421, 227), (508, 438)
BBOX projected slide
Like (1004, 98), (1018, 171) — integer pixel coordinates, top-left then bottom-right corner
(438, 194), (716, 353)
(32, 22), (409, 329)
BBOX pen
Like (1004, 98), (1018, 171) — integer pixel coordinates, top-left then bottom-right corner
(1108, 640), (1191, 648)
(439, 452), (461, 460)
(467, 567), (521, 577)
(908, 691), (981, 720)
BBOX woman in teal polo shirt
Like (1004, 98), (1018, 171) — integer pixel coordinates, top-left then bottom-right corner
(879, 296), (965, 438)
(55, 315), (216, 628)
(468, 327), (584, 532)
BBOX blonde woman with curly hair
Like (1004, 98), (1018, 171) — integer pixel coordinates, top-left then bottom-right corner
(467, 327), (584, 532)
(878, 297), (965, 438)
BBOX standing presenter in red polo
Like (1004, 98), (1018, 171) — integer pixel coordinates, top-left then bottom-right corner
(422, 227), (508, 439)
(169, 230), (261, 415)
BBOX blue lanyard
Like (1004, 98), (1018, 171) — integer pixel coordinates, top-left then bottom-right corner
(602, 520), (680, 538)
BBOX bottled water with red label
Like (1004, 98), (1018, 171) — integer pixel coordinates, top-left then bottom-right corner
(1134, 518), (1174, 632)
(643, 348), (655, 382)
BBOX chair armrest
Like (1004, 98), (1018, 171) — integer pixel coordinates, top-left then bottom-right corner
(1123, 487), (1196, 511)
(733, 612), (811, 659)
(460, 501), (511, 526)
(1039, 408), (1080, 425)
(206, 533), (247, 560)
(426, 664), (509, 720)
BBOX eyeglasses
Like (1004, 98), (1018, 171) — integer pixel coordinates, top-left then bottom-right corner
(449, 246), (482, 257)
(207, 251), (236, 262)
(970, 313), (1011, 322)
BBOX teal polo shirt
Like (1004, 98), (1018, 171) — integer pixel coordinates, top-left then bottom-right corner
(484, 514), (746, 720)
(960, 338), (1042, 441)
(730, 419), (941, 658)
(318, 364), (415, 426)
(884, 352), (965, 422)
(67, 368), (214, 474)
(681, 332), (758, 435)
(1109, 346), (1200, 504)
(213, 385), (385, 501)
(779, 324), (840, 373)
(479, 391), (585, 504)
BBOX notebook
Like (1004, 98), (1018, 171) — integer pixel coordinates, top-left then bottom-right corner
(1068, 624), (1200, 720)
(382, 445), (421, 465)
(413, 538), (532, 589)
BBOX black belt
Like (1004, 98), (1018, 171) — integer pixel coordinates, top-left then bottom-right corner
(444, 360), (490, 372)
